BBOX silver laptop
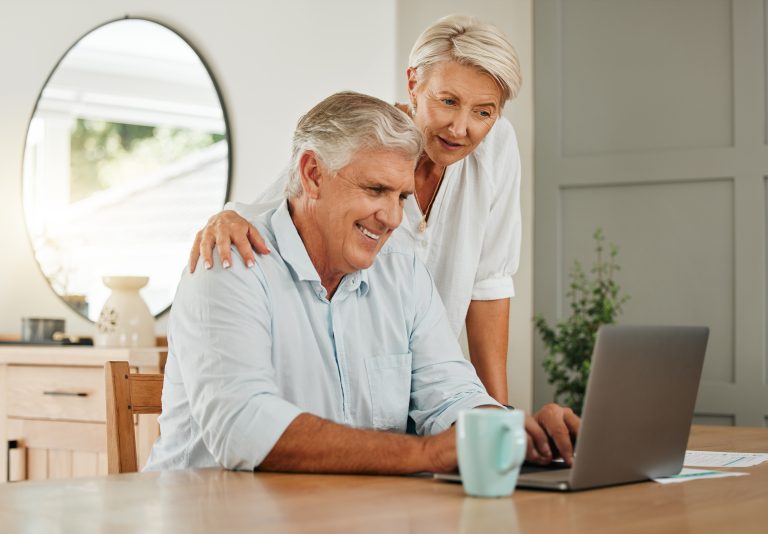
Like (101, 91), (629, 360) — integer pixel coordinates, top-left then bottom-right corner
(440, 325), (709, 491)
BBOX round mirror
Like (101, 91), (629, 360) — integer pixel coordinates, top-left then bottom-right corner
(22, 18), (230, 321)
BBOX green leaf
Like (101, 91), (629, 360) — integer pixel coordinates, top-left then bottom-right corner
(534, 228), (629, 412)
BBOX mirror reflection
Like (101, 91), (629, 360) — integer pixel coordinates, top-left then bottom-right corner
(23, 19), (230, 321)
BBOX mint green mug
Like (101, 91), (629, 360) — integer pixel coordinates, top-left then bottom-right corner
(456, 409), (526, 498)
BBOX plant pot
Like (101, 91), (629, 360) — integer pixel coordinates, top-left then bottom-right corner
(95, 276), (155, 348)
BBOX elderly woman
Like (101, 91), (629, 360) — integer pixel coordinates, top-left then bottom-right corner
(190, 16), (572, 463)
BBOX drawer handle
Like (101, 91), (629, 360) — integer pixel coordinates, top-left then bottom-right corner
(42, 390), (88, 397)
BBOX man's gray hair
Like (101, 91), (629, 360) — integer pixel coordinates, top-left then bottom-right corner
(409, 14), (522, 104)
(285, 91), (423, 198)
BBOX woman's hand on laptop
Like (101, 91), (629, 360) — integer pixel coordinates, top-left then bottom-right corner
(525, 404), (580, 466)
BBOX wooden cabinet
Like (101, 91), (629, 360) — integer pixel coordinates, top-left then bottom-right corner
(0, 346), (164, 482)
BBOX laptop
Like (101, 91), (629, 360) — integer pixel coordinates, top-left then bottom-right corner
(438, 325), (709, 491)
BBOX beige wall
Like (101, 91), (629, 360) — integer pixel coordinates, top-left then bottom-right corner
(0, 0), (534, 410)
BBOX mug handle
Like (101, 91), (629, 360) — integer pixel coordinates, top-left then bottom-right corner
(497, 424), (527, 474)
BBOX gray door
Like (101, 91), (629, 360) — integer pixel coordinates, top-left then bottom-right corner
(534, 0), (767, 426)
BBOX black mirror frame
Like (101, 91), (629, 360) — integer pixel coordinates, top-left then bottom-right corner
(20, 15), (233, 322)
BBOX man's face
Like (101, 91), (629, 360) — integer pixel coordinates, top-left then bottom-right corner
(311, 148), (415, 278)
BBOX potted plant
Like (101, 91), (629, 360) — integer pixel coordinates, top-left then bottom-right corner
(534, 229), (629, 414)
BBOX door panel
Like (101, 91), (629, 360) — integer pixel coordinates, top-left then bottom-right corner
(534, 0), (768, 426)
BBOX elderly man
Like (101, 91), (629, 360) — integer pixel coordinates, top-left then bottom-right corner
(146, 92), (577, 474)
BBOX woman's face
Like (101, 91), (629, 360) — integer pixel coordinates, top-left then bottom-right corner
(408, 60), (502, 168)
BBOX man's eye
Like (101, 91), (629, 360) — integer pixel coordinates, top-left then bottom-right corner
(442, 98), (457, 106)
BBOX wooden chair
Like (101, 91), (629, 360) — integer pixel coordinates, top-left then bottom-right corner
(105, 361), (164, 474)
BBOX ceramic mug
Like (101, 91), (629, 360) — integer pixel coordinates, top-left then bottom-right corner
(456, 408), (526, 498)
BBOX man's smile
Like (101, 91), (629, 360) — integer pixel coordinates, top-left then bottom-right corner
(356, 223), (381, 241)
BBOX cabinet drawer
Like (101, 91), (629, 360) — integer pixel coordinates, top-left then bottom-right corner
(6, 366), (106, 422)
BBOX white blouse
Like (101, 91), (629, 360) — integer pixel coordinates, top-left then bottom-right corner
(227, 116), (522, 337)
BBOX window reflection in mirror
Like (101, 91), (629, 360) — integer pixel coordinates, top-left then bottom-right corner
(23, 19), (230, 321)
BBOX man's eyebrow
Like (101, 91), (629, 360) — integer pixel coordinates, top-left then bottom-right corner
(364, 181), (413, 196)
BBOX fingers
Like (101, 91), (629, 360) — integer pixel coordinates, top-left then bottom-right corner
(524, 415), (552, 465)
(215, 233), (233, 270)
(189, 231), (202, 273)
(191, 211), (269, 271)
(232, 233), (256, 268)
(534, 404), (580, 466)
(564, 408), (581, 442)
(248, 226), (271, 256)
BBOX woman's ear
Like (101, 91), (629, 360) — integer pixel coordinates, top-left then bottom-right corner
(298, 150), (323, 200)
(406, 67), (419, 106)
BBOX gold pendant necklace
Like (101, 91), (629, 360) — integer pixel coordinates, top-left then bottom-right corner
(414, 169), (445, 233)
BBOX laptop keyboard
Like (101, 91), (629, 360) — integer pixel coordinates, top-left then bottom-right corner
(520, 461), (570, 475)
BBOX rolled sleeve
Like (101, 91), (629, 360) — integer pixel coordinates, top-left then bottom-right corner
(471, 276), (515, 300)
(172, 252), (302, 470)
(429, 393), (503, 433)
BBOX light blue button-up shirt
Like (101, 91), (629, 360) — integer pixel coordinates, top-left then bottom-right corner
(145, 201), (499, 471)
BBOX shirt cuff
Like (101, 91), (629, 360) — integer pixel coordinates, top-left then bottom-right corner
(471, 276), (515, 300)
(431, 394), (504, 433)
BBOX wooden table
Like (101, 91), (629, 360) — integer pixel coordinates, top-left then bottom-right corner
(0, 426), (765, 533)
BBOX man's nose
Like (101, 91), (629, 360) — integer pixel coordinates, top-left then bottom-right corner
(376, 198), (403, 229)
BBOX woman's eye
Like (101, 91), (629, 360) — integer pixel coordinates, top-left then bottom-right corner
(478, 110), (492, 118)
(442, 98), (457, 106)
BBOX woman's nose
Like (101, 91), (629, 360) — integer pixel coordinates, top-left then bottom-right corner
(448, 110), (470, 138)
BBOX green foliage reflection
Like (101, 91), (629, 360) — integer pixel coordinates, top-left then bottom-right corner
(69, 119), (225, 202)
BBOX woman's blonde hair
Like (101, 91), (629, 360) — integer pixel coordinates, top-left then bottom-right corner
(409, 14), (521, 104)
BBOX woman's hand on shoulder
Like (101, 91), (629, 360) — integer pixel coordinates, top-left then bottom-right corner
(189, 210), (270, 273)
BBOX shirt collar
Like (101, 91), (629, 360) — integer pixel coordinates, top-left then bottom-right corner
(270, 200), (370, 297)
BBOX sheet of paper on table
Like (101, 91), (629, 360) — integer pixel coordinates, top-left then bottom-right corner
(653, 468), (749, 485)
(684, 451), (768, 468)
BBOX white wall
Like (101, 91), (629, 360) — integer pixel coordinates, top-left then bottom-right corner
(0, 0), (397, 335)
(396, 0), (534, 411)
(1, 0), (534, 410)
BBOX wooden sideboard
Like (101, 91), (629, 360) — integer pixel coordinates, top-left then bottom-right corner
(0, 346), (164, 482)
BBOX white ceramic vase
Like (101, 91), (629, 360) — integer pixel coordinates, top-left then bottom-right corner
(95, 276), (155, 347)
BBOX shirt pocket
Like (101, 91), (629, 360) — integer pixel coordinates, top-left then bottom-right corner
(364, 352), (412, 432)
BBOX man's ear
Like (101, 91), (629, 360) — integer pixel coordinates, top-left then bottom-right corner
(298, 150), (323, 200)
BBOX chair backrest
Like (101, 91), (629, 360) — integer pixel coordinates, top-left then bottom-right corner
(105, 361), (164, 474)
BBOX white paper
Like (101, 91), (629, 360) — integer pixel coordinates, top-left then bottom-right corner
(653, 468), (749, 485)
(684, 450), (768, 468)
